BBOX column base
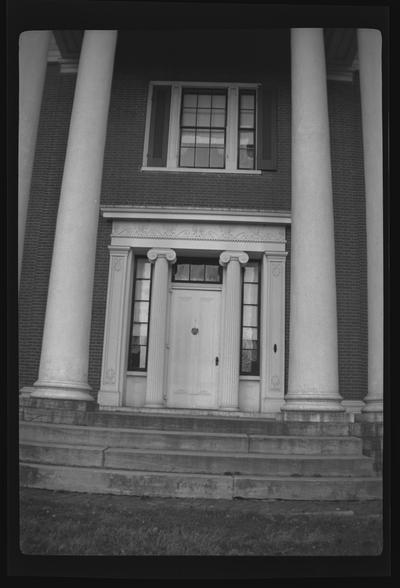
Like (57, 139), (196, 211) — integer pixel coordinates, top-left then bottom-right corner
(31, 379), (94, 402)
(282, 394), (347, 422)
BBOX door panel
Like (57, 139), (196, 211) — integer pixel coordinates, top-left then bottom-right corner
(167, 288), (220, 409)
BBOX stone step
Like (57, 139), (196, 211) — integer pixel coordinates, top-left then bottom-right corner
(19, 421), (363, 455)
(19, 462), (382, 501)
(20, 441), (375, 477)
(21, 407), (353, 437)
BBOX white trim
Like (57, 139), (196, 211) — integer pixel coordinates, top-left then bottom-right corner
(142, 83), (153, 168)
(140, 166), (262, 175)
(101, 206), (291, 225)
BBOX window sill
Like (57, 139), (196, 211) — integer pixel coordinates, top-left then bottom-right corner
(141, 166), (262, 175)
(126, 371), (147, 377)
(239, 375), (260, 380)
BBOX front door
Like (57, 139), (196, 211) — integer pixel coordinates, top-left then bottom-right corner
(167, 286), (221, 409)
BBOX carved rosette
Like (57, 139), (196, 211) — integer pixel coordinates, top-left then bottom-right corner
(219, 251), (249, 267)
(147, 248), (177, 264)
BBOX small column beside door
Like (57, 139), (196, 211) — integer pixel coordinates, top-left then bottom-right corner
(145, 248), (177, 407)
(219, 251), (249, 410)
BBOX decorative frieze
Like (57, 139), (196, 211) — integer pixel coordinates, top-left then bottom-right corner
(112, 221), (285, 244)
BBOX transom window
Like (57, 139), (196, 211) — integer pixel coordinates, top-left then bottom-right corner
(172, 258), (222, 283)
(240, 261), (260, 375)
(128, 258), (153, 371)
(179, 89), (227, 169)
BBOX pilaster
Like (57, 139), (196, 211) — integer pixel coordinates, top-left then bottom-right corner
(98, 246), (133, 407)
(219, 250), (249, 410)
(145, 248), (177, 407)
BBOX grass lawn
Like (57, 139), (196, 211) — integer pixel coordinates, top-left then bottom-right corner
(18, 488), (383, 556)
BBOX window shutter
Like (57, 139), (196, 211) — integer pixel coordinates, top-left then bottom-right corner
(147, 85), (171, 167)
(257, 84), (277, 171)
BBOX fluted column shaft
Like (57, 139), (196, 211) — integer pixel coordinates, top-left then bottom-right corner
(358, 29), (384, 416)
(219, 251), (249, 410)
(19, 31), (51, 288)
(31, 30), (118, 400)
(145, 248), (177, 407)
(285, 28), (343, 412)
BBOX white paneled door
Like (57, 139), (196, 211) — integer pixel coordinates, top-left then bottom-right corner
(167, 286), (221, 409)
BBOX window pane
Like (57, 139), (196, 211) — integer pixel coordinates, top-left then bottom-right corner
(183, 93), (197, 107)
(240, 93), (255, 109)
(212, 94), (226, 108)
(244, 265), (259, 283)
(205, 264), (220, 282)
(190, 264), (205, 281)
(180, 147), (195, 167)
(135, 279), (151, 301)
(132, 322), (148, 344)
(243, 305), (258, 327)
(133, 301), (149, 323)
(211, 111), (225, 127)
(135, 259), (151, 279)
(182, 108), (196, 127)
(139, 346), (147, 369)
(195, 147), (210, 168)
(239, 131), (255, 147)
(242, 326), (258, 341)
(181, 130), (196, 146)
(210, 130), (224, 146)
(239, 111), (254, 128)
(239, 148), (255, 169)
(242, 338), (258, 350)
(210, 148), (225, 168)
(243, 283), (258, 305)
(196, 130), (210, 146)
(197, 110), (211, 127)
(174, 263), (190, 281)
(198, 94), (211, 108)
(241, 349), (258, 373)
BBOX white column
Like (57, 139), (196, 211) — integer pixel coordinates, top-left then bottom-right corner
(219, 251), (249, 410)
(145, 248), (177, 407)
(284, 28), (343, 413)
(98, 246), (133, 408)
(19, 31), (51, 288)
(31, 30), (118, 401)
(357, 29), (384, 417)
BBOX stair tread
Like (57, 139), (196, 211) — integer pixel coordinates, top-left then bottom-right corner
(20, 440), (370, 460)
(19, 461), (381, 481)
(20, 422), (361, 441)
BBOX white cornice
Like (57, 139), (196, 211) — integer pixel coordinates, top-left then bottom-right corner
(100, 206), (292, 225)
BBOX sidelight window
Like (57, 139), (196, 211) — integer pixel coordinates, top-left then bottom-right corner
(240, 261), (260, 375)
(128, 257), (153, 371)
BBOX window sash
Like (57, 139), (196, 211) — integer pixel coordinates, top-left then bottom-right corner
(146, 82), (260, 171)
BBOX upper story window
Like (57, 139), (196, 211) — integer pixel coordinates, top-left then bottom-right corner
(143, 81), (276, 174)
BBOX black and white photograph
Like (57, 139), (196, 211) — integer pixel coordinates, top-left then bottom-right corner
(7, 0), (390, 580)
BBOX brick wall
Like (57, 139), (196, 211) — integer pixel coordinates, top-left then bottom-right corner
(19, 35), (368, 402)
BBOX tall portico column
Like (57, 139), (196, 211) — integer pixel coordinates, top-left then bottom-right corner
(219, 251), (249, 410)
(358, 29), (383, 417)
(31, 30), (118, 400)
(284, 28), (343, 414)
(145, 248), (177, 407)
(19, 31), (51, 288)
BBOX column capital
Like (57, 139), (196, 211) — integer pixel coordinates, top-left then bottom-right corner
(147, 248), (177, 264)
(219, 251), (249, 267)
